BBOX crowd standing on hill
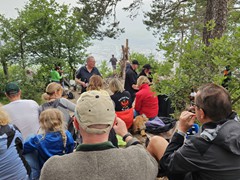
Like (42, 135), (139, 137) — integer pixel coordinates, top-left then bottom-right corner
(0, 57), (240, 180)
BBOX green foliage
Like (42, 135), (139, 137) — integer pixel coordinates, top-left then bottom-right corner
(155, 31), (240, 112)
(97, 60), (112, 78)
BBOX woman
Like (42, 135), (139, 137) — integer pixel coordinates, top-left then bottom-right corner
(109, 78), (133, 129)
(0, 106), (30, 180)
(134, 76), (158, 119)
(40, 82), (75, 125)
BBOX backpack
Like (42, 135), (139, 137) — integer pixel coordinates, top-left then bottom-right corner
(40, 99), (77, 140)
(145, 116), (177, 135)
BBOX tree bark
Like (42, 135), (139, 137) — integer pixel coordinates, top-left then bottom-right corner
(203, 0), (228, 46)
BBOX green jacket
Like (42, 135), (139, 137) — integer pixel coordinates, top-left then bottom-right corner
(50, 70), (62, 82)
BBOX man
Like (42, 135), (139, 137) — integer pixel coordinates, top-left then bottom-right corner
(109, 54), (117, 70)
(139, 64), (153, 83)
(147, 83), (240, 180)
(40, 91), (158, 180)
(124, 59), (139, 100)
(3, 82), (40, 140)
(75, 56), (101, 93)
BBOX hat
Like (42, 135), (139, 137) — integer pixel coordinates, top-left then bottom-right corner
(132, 60), (139, 65)
(5, 82), (20, 95)
(75, 90), (115, 134)
(143, 64), (152, 69)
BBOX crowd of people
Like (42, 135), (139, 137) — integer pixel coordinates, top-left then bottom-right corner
(0, 55), (240, 180)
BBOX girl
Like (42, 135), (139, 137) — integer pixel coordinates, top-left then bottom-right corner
(23, 109), (74, 175)
(0, 106), (30, 180)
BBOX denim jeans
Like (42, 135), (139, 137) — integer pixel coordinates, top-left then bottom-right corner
(24, 151), (40, 180)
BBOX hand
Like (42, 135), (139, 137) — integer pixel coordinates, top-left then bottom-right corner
(113, 117), (128, 137)
(81, 82), (87, 87)
(178, 111), (196, 133)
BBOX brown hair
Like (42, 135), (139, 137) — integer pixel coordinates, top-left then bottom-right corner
(195, 83), (232, 122)
(87, 75), (103, 91)
(39, 108), (67, 148)
(42, 82), (63, 101)
(0, 107), (10, 126)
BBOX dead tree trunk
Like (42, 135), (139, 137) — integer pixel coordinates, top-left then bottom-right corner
(119, 39), (129, 79)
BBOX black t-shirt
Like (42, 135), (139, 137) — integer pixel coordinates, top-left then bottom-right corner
(110, 91), (132, 111)
(75, 66), (101, 92)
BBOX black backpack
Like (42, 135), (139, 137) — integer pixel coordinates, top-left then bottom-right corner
(40, 99), (77, 140)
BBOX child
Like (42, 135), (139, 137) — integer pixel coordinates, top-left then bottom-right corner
(23, 108), (74, 177)
(0, 106), (30, 180)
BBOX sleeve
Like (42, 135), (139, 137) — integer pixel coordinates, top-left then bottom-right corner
(55, 71), (62, 79)
(127, 71), (137, 86)
(23, 136), (40, 154)
(65, 131), (74, 153)
(96, 68), (101, 76)
(159, 133), (201, 177)
(60, 98), (76, 112)
(134, 92), (142, 112)
(75, 67), (83, 79)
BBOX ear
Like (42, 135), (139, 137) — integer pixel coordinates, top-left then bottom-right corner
(73, 117), (80, 130)
(199, 108), (205, 119)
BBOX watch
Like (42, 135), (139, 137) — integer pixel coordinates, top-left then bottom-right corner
(122, 132), (133, 142)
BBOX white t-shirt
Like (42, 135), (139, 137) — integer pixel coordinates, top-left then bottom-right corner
(3, 99), (40, 140)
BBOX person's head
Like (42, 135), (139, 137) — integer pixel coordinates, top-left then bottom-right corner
(109, 78), (124, 93)
(87, 75), (103, 91)
(142, 64), (152, 74)
(137, 76), (150, 87)
(112, 54), (114, 58)
(42, 82), (63, 101)
(5, 82), (21, 100)
(0, 106), (10, 126)
(194, 83), (232, 122)
(39, 108), (67, 146)
(86, 56), (96, 69)
(55, 65), (61, 71)
(75, 91), (115, 141)
(131, 60), (139, 70)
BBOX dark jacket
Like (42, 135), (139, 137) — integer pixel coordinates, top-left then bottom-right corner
(124, 66), (138, 100)
(159, 118), (240, 180)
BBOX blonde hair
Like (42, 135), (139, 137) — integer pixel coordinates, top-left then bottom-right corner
(0, 107), (10, 126)
(39, 108), (67, 148)
(137, 76), (150, 87)
(87, 75), (103, 91)
(42, 82), (63, 101)
(109, 78), (124, 93)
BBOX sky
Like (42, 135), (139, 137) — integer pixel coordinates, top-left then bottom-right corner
(0, 0), (162, 65)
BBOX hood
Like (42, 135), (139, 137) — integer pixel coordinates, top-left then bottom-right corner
(139, 83), (150, 90)
(201, 119), (240, 155)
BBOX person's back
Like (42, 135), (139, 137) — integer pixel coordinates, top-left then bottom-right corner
(0, 108), (31, 180)
(40, 143), (157, 180)
(3, 82), (39, 140)
(135, 77), (158, 119)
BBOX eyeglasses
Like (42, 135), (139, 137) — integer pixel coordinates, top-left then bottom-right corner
(192, 102), (206, 114)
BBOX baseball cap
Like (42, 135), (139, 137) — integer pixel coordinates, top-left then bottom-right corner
(143, 64), (152, 69)
(132, 60), (139, 65)
(75, 90), (115, 134)
(5, 82), (20, 95)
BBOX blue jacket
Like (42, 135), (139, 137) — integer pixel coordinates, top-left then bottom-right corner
(24, 131), (74, 168)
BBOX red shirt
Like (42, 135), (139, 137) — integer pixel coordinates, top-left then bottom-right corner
(135, 84), (159, 118)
